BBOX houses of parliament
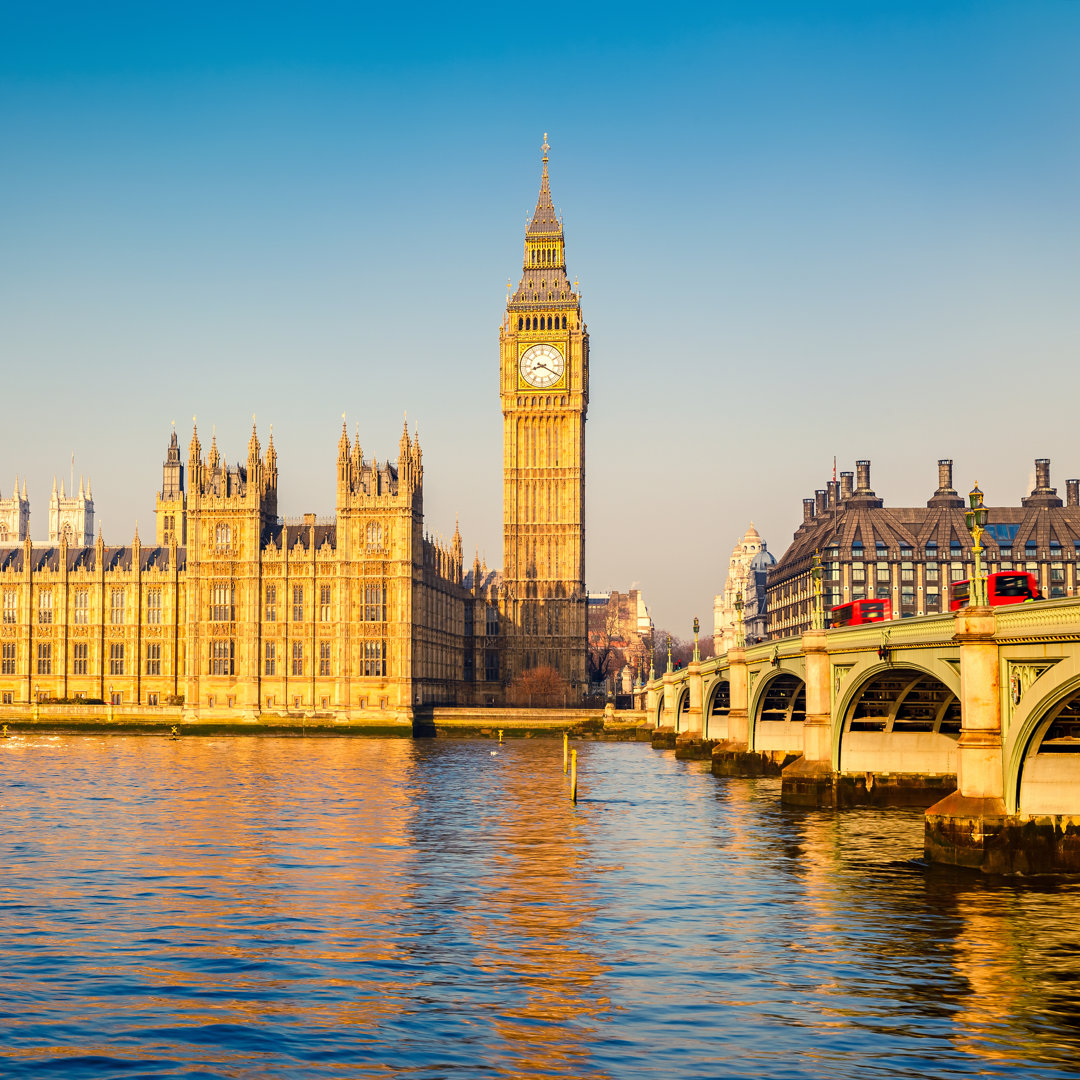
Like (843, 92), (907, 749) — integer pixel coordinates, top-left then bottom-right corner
(0, 140), (589, 719)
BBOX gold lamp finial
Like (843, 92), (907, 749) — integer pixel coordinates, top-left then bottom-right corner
(542, 133), (550, 163)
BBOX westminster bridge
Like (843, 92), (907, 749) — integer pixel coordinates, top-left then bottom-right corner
(646, 597), (1080, 873)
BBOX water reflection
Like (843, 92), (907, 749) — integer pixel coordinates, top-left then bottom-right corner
(1, 736), (1080, 1078)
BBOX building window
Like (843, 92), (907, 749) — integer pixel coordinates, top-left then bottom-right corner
(73, 642), (88, 675)
(292, 642), (304, 676)
(464, 605), (474, 636)
(73, 589), (89, 624)
(950, 562), (964, 582)
(319, 641), (331, 676)
(464, 651), (475, 682)
(110, 588), (124, 625)
(364, 586), (386, 622)
(485, 649), (499, 682)
(362, 640), (386, 677)
(901, 562), (914, 582)
(109, 643), (124, 676)
(365, 522), (383, 551)
(215, 522), (231, 550)
(148, 693), (159, 705)
(876, 564), (890, 583)
(265, 585), (276, 621)
(146, 643), (161, 676)
(1051, 563), (1065, 584)
(2, 590), (16, 624)
(293, 586), (304, 622)
(925, 563), (939, 582)
(110, 691), (122, 706)
(320, 585), (331, 622)
(147, 588), (162, 625)
(265, 642), (276, 676)
(851, 562), (865, 583)
(1, 643), (15, 674)
(209, 640), (235, 676)
(485, 604), (499, 635)
(211, 583), (235, 622)
(1, 691), (11, 704)
(38, 590), (53, 625)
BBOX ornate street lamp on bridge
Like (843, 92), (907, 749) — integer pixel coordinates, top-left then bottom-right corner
(965, 484), (989, 607)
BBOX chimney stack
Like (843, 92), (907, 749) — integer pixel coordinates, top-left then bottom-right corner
(1022, 457), (1063, 508)
(840, 471), (853, 501)
(928, 458), (964, 507)
(827, 481), (839, 509)
(1036, 458), (1051, 491)
(815, 489), (828, 515)
(803, 498), (816, 524)
(1068, 480), (1079, 508)
(855, 460), (871, 494)
(846, 460), (884, 509)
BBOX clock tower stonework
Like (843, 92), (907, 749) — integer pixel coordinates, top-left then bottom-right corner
(499, 136), (589, 691)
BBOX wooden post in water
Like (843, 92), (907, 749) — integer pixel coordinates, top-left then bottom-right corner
(570, 749), (578, 804)
(563, 731), (569, 774)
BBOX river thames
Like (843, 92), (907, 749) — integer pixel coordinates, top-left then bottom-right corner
(2, 735), (1080, 1079)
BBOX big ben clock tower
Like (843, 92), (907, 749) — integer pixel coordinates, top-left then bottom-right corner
(500, 135), (588, 691)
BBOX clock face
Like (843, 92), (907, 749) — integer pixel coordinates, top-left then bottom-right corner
(519, 343), (565, 388)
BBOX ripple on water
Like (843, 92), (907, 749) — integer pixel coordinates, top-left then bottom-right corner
(2, 737), (1080, 1078)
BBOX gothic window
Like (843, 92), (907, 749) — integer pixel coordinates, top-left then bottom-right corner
(72, 643), (88, 676)
(562, 316), (567, 328)
(485, 604), (499, 635)
(0, 523), (6, 542)
(211, 584), (235, 622)
(146, 643), (161, 676)
(364, 586), (386, 622)
(209, 640), (234, 676)
(36, 590), (53, 625)
(320, 585), (331, 622)
(37, 642), (52, 676)
(109, 642), (124, 676)
(292, 585), (304, 621)
(484, 649), (499, 681)
(215, 523), (231, 550)
(2, 643), (15, 674)
(146, 588), (162, 625)
(265, 585), (276, 621)
(61, 524), (73, 545)
(363, 640), (386, 677)
(319, 641), (331, 676)
(110, 588), (124, 625)
(518, 317), (523, 330)
(365, 523), (383, 551)
(547, 316), (553, 330)
(292, 641), (303, 676)
(72, 589), (88, 625)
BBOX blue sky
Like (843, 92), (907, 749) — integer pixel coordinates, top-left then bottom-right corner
(2, 2), (1078, 634)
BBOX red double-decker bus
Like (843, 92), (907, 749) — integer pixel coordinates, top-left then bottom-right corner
(830, 598), (892, 628)
(949, 571), (1042, 611)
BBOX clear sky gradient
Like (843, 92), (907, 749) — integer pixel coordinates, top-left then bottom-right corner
(2, 2), (1078, 635)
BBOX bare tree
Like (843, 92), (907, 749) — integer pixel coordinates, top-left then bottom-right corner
(509, 665), (570, 707)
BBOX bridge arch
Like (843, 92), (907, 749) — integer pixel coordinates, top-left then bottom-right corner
(675, 686), (691, 733)
(832, 664), (960, 776)
(704, 676), (730, 740)
(750, 670), (805, 754)
(1005, 656), (1080, 815)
